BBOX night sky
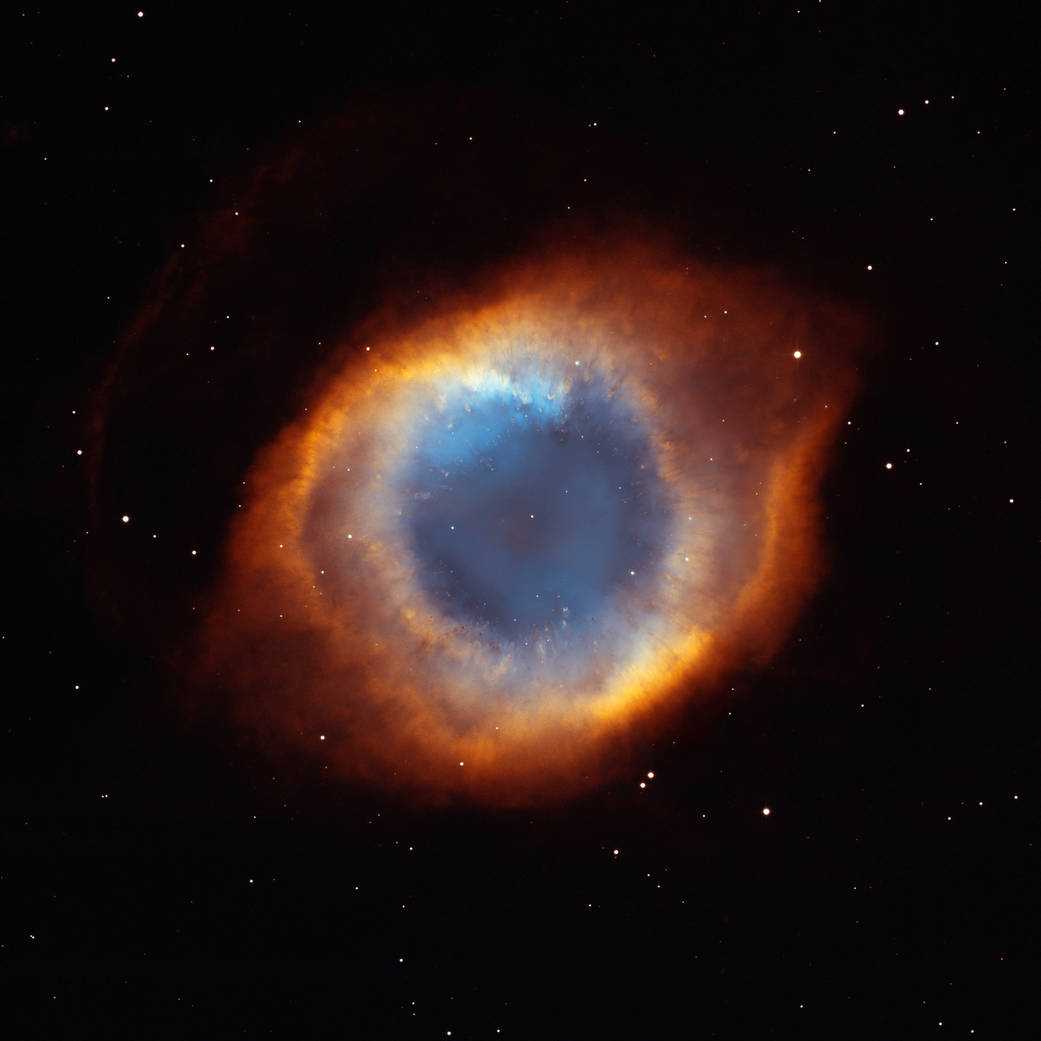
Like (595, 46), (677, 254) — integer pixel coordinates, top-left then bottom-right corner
(5, 4), (1040, 1038)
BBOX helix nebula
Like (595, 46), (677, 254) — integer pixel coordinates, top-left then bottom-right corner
(96, 100), (868, 804)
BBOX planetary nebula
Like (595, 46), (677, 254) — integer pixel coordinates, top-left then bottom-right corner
(201, 244), (864, 802)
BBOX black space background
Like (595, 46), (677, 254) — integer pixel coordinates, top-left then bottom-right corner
(3, 3), (1040, 1038)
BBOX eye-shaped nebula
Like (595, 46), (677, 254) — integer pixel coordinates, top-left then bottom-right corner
(94, 97), (868, 805)
(199, 244), (864, 803)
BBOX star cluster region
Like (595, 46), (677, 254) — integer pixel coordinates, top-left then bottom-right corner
(4, 3), (1039, 1039)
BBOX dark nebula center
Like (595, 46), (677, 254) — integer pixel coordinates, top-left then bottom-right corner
(404, 386), (668, 641)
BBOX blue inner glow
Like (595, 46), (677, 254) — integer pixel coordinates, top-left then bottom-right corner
(402, 376), (669, 641)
